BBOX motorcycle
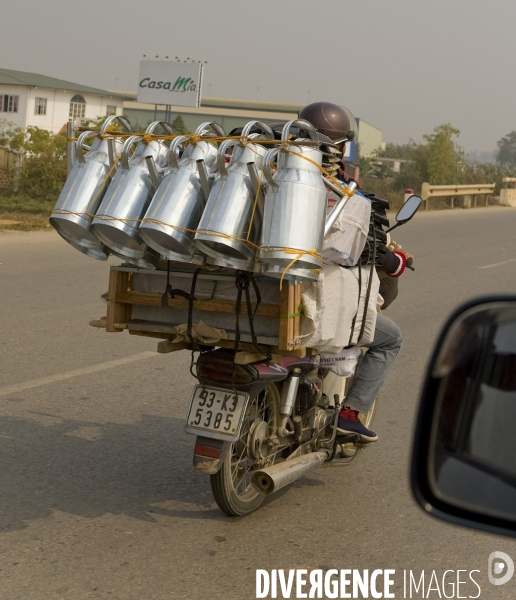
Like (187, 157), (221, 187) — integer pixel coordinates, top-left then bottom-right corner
(184, 194), (422, 516)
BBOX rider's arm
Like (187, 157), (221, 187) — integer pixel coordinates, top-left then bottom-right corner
(377, 247), (406, 278)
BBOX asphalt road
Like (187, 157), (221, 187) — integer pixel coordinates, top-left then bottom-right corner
(2, 206), (516, 600)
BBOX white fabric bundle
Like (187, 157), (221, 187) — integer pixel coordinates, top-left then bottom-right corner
(300, 263), (382, 354)
(322, 190), (371, 267)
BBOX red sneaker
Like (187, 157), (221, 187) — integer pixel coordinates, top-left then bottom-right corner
(337, 406), (378, 442)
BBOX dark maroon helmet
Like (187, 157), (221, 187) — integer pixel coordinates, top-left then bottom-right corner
(299, 102), (356, 144)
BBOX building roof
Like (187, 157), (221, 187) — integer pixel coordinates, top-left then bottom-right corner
(201, 97), (304, 113)
(0, 68), (127, 98)
(118, 91), (304, 114)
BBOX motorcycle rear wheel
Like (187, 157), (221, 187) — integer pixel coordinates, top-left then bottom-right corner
(210, 383), (281, 516)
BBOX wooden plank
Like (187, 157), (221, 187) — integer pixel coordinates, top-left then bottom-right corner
(89, 317), (106, 328)
(126, 321), (178, 334)
(124, 321), (279, 346)
(293, 284), (302, 349)
(287, 284), (295, 349)
(278, 284), (297, 351)
(215, 339), (307, 357)
(106, 270), (130, 332)
(129, 329), (174, 340)
(155, 337), (307, 358)
(156, 341), (191, 353)
(278, 285), (290, 351)
(115, 290), (280, 318)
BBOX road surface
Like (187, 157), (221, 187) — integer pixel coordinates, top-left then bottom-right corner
(1, 207), (516, 599)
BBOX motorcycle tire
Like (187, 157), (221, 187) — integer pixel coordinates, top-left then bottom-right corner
(210, 382), (281, 517)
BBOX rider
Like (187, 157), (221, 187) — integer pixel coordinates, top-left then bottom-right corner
(299, 101), (411, 443)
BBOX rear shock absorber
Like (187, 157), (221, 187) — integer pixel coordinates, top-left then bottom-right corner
(277, 368), (302, 437)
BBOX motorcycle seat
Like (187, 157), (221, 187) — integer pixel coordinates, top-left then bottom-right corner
(250, 362), (289, 382)
(280, 355), (319, 372)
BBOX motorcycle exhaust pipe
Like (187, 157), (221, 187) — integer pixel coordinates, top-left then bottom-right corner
(251, 450), (329, 495)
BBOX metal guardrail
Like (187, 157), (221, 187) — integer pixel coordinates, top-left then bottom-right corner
(421, 183), (495, 210)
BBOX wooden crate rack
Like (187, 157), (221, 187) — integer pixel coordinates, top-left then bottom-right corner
(92, 266), (308, 359)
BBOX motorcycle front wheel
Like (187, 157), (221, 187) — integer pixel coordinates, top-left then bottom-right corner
(210, 383), (281, 516)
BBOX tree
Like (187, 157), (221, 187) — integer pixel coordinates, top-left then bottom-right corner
(171, 115), (190, 135)
(377, 142), (413, 160)
(387, 124), (463, 192)
(17, 127), (67, 200)
(496, 131), (516, 167)
(423, 124), (463, 185)
(0, 118), (24, 149)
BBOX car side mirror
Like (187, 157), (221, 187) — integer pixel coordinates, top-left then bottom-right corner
(411, 296), (516, 538)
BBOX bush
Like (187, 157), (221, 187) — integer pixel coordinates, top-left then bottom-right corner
(1, 124), (67, 203)
(358, 177), (404, 212)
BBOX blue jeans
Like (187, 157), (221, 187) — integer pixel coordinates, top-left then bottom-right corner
(344, 313), (402, 414)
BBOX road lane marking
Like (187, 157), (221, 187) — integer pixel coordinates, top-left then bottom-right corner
(0, 351), (159, 398)
(479, 258), (516, 269)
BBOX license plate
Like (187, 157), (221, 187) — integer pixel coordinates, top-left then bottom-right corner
(185, 385), (249, 442)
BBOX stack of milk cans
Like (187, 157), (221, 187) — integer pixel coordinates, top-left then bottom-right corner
(50, 116), (356, 284)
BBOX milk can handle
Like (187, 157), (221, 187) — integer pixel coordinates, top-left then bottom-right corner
(101, 115), (132, 134)
(281, 119), (318, 142)
(169, 135), (190, 169)
(263, 148), (280, 188)
(75, 131), (96, 164)
(121, 136), (141, 170)
(144, 121), (174, 136)
(216, 139), (238, 176)
(242, 121), (274, 139)
(195, 122), (226, 137)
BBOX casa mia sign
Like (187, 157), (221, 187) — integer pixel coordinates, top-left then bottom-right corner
(137, 60), (203, 107)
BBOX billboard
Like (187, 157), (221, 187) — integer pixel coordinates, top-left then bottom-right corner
(137, 60), (203, 107)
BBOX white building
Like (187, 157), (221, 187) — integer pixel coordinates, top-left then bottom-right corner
(0, 68), (126, 133)
(355, 119), (384, 157)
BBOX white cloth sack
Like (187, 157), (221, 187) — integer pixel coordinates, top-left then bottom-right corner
(320, 345), (362, 377)
(322, 191), (371, 267)
(300, 263), (382, 353)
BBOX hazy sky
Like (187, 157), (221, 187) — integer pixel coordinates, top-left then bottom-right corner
(1, 0), (515, 152)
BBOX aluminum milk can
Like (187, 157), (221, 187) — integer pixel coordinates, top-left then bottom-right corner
(194, 121), (273, 270)
(49, 115), (132, 260)
(139, 122), (223, 262)
(91, 121), (171, 267)
(259, 119), (327, 277)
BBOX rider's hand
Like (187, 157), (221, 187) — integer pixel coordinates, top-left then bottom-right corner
(388, 241), (413, 262)
(395, 248), (414, 262)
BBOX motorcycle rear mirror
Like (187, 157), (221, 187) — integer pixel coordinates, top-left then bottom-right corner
(411, 296), (516, 538)
(386, 195), (422, 233)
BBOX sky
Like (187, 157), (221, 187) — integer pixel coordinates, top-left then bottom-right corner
(1, 0), (515, 153)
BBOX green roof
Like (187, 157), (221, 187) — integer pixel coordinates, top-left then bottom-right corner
(0, 68), (127, 98)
